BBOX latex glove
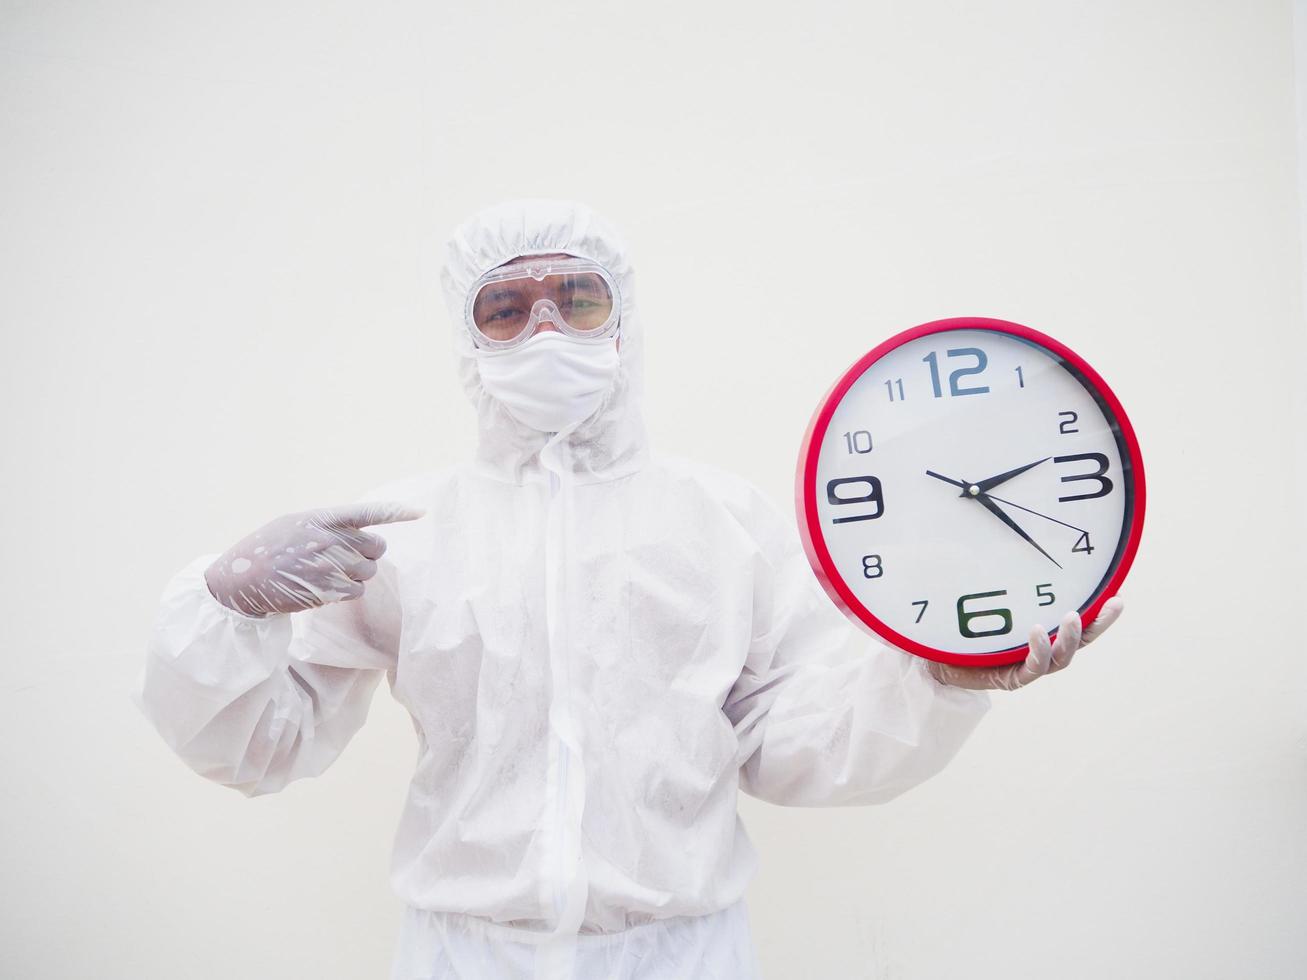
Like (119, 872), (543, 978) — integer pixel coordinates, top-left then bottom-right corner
(203, 503), (425, 618)
(925, 596), (1124, 691)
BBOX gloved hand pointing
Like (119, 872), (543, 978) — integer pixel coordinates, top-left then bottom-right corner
(203, 503), (426, 618)
(925, 596), (1124, 691)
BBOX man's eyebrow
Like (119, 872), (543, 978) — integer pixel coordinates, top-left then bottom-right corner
(479, 286), (525, 304)
(559, 278), (606, 296)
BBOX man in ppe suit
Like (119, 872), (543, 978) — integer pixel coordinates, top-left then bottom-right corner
(134, 199), (1123, 979)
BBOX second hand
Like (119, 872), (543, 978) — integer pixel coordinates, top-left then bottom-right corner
(984, 492), (1088, 534)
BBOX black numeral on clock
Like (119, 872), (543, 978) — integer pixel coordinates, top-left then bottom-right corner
(862, 554), (883, 579)
(956, 590), (1013, 638)
(911, 600), (929, 623)
(1053, 453), (1113, 502)
(827, 476), (885, 523)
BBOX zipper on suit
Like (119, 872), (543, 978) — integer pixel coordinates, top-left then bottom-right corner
(545, 464), (570, 924)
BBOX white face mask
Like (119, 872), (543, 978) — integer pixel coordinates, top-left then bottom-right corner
(474, 330), (621, 433)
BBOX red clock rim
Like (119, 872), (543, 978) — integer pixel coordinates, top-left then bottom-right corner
(795, 316), (1147, 668)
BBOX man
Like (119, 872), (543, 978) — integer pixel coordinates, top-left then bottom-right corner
(134, 199), (1122, 979)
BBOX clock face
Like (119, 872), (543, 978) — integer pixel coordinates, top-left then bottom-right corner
(796, 318), (1145, 667)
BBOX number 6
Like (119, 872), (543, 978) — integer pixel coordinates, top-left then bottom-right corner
(956, 590), (1013, 638)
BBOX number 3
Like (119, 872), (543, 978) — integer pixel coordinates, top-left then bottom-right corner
(1053, 453), (1113, 502)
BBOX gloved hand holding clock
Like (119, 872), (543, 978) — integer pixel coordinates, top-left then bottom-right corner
(796, 317), (1145, 691)
(924, 596), (1125, 691)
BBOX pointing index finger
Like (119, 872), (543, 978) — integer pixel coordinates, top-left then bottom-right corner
(321, 502), (427, 530)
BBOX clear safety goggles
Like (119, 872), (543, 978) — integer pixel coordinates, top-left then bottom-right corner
(465, 256), (621, 350)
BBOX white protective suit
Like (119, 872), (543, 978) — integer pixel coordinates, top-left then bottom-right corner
(133, 199), (993, 979)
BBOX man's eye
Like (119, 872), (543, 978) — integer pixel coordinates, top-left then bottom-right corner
(485, 308), (522, 323)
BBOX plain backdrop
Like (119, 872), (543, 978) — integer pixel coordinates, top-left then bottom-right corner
(3, 1), (1305, 977)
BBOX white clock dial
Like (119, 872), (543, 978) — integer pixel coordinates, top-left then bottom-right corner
(799, 321), (1144, 666)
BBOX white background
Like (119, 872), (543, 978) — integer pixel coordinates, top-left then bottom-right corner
(3, 1), (1305, 977)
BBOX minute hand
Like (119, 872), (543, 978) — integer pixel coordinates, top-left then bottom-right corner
(974, 456), (1052, 495)
(975, 493), (1063, 569)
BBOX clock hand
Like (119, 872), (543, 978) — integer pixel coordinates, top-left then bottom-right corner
(984, 492), (1088, 534)
(927, 469), (1064, 567)
(975, 493), (1063, 569)
(926, 470), (973, 492)
(973, 457), (1052, 496)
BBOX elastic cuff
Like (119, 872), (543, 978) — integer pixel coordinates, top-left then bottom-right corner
(185, 554), (287, 626)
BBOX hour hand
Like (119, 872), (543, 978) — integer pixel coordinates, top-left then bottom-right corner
(975, 457), (1051, 494)
(926, 470), (970, 491)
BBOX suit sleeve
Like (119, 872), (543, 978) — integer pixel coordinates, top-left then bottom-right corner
(723, 482), (992, 807)
(131, 519), (403, 798)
